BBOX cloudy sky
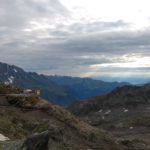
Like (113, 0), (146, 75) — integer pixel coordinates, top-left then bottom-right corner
(0, 0), (150, 83)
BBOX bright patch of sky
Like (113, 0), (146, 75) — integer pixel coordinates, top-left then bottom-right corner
(24, 0), (150, 33)
(61, 0), (150, 29)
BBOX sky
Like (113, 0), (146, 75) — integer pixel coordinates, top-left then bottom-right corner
(0, 0), (150, 83)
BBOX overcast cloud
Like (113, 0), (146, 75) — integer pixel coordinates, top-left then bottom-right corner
(0, 0), (150, 83)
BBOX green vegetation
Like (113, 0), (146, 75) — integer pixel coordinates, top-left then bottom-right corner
(0, 117), (28, 139)
(88, 132), (97, 142)
(0, 84), (22, 94)
(118, 138), (147, 150)
(34, 122), (54, 133)
(124, 114), (150, 127)
(58, 144), (71, 150)
(6, 95), (38, 108)
(0, 85), (123, 150)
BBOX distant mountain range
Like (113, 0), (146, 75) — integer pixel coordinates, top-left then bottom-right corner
(0, 62), (129, 106)
(49, 76), (130, 104)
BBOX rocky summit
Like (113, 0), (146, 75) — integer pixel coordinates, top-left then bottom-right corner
(0, 84), (122, 150)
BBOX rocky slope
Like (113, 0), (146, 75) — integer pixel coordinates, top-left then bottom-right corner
(0, 85), (123, 150)
(68, 84), (150, 149)
(0, 62), (129, 106)
(69, 84), (150, 116)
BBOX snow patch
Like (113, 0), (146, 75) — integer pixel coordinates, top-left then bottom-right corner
(4, 81), (10, 85)
(102, 116), (105, 119)
(0, 134), (9, 141)
(7, 76), (15, 84)
(8, 77), (13, 84)
(13, 68), (18, 73)
(129, 126), (133, 130)
(98, 109), (103, 113)
(10, 76), (14, 79)
(105, 110), (111, 115)
(123, 108), (129, 112)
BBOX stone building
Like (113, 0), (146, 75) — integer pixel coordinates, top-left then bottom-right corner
(23, 89), (40, 96)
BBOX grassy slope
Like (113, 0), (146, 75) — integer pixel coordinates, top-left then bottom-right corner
(0, 94), (122, 150)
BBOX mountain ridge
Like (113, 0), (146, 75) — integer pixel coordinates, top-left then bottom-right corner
(0, 84), (123, 150)
(0, 62), (129, 106)
(68, 84), (150, 116)
(68, 84), (150, 149)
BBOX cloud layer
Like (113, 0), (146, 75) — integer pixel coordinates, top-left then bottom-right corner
(0, 0), (150, 83)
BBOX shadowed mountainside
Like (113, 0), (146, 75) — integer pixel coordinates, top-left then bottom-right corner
(48, 75), (129, 105)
